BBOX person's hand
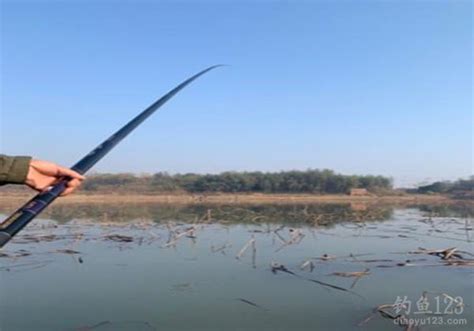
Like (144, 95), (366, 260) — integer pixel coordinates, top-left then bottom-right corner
(25, 159), (85, 196)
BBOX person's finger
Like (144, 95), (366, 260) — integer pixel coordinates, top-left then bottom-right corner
(61, 187), (75, 196)
(61, 178), (82, 196)
(67, 178), (82, 189)
(56, 166), (85, 180)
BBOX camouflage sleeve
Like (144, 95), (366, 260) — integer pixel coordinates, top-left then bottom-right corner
(0, 155), (32, 185)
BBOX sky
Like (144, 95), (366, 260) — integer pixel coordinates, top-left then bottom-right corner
(0, 0), (472, 187)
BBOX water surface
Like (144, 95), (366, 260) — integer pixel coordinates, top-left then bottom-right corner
(0, 203), (472, 331)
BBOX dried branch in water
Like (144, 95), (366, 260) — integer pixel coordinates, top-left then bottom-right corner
(162, 226), (196, 248)
(211, 243), (231, 253)
(307, 278), (364, 298)
(443, 259), (474, 267)
(104, 234), (134, 243)
(270, 262), (296, 275)
(410, 247), (464, 260)
(55, 249), (81, 255)
(236, 298), (266, 311)
(300, 259), (315, 272)
(236, 236), (256, 259)
(330, 268), (370, 278)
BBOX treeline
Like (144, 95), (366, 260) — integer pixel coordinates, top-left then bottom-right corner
(417, 177), (474, 197)
(81, 169), (393, 194)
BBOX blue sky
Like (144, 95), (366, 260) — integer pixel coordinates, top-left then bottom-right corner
(0, 1), (471, 187)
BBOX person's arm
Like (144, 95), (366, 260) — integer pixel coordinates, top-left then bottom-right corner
(0, 155), (84, 196)
(0, 155), (31, 185)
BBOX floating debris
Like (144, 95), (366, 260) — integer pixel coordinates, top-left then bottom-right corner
(236, 298), (266, 310)
(358, 303), (402, 326)
(270, 262), (295, 275)
(408, 246), (473, 261)
(306, 277), (364, 298)
(275, 228), (305, 252)
(211, 243), (231, 254)
(330, 268), (370, 278)
(329, 268), (370, 289)
(378, 246), (472, 267)
(104, 234), (134, 243)
(300, 259), (315, 272)
(270, 261), (362, 297)
(376, 260), (417, 268)
(318, 254), (337, 261)
(162, 226), (197, 248)
(307, 278), (349, 292)
(0, 250), (32, 259)
(56, 249), (81, 255)
(13, 234), (59, 244)
(351, 258), (393, 263)
(236, 236), (256, 260)
(443, 259), (474, 267)
(0, 261), (53, 272)
(273, 227), (288, 245)
(396, 260), (416, 267)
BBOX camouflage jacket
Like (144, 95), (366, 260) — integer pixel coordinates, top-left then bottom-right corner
(0, 155), (31, 185)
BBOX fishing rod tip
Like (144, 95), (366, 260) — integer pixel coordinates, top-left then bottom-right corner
(209, 64), (230, 69)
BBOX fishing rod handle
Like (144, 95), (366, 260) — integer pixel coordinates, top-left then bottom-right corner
(0, 179), (69, 248)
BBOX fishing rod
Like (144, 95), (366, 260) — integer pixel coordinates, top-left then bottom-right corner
(0, 65), (221, 248)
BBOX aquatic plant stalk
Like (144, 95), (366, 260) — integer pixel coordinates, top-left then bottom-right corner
(0, 66), (221, 247)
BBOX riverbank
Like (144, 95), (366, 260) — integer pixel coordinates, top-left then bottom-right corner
(0, 192), (464, 207)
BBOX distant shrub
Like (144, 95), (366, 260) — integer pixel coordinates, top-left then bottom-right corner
(417, 177), (474, 196)
(80, 169), (393, 194)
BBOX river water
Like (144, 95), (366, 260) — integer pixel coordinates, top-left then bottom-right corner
(0, 203), (472, 330)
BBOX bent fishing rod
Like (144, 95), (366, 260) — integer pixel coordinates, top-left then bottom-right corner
(0, 65), (221, 248)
